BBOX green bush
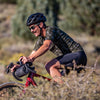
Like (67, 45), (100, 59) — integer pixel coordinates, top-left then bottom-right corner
(11, 0), (37, 40)
(11, 0), (100, 38)
(60, 0), (100, 35)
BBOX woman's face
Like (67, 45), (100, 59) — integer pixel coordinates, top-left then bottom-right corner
(29, 24), (41, 37)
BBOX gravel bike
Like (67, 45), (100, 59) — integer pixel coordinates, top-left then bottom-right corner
(0, 60), (87, 98)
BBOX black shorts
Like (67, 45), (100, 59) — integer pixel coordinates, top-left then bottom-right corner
(55, 51), (87, 67)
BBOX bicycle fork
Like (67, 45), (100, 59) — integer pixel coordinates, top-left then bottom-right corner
(21, 72), (51, 94)
(25, 73), (37, 87)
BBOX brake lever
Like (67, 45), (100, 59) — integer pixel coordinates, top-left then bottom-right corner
(25, 62), (32, 66)
(6, 62), (14, 73)
(17, 61), (23, 66)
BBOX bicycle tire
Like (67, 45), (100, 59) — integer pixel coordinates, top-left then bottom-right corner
(0, 82), (24, 97)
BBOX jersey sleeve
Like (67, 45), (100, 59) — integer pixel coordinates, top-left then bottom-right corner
(33, 37), (43, 51)
(45, 27), (55, 41)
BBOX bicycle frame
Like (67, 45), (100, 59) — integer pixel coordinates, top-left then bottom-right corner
(24, 72), (51, 88)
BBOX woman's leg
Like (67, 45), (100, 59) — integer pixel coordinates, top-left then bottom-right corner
(45, 59), (63, 84)
(45, 51), (87, 83)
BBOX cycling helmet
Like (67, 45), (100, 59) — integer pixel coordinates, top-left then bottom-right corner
(26, 13), (46, 26)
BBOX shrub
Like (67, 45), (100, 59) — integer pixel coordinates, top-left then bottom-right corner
(11, 0), (37, 40)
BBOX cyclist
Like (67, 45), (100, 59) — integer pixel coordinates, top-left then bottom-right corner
(11, 13), (87, 83)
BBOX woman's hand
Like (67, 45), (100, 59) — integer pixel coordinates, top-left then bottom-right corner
(19, 56), (34, 64)
(11, 64), (20, 72)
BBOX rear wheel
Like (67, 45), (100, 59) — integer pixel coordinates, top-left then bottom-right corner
(0, 82), (24, 98)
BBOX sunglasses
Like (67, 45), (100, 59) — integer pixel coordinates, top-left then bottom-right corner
(29, 23), (40, 30)
(29, 26), (35, 30)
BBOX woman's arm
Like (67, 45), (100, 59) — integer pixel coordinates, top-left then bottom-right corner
(28, 40), (52, 61)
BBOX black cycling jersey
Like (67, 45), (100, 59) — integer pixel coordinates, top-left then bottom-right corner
(33, 26), (83, 56)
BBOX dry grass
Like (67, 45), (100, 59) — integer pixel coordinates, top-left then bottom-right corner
(1, 68), (100, 100)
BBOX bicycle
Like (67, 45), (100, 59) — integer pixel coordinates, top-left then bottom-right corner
(0, 61), (51, 97)
(0, 60), (90, 98)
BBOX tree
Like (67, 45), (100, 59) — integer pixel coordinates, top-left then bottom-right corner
(61, 0), (100, 36)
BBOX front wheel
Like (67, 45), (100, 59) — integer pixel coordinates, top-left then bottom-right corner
(0, 82), (24, 98)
